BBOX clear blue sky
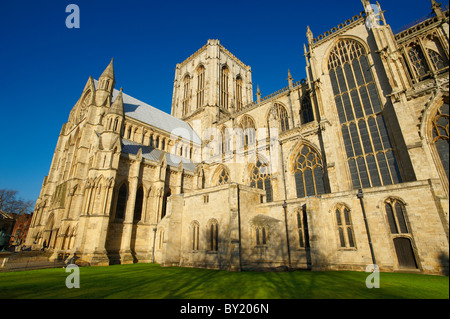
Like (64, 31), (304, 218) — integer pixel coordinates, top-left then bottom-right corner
(0, 0), (446, 205)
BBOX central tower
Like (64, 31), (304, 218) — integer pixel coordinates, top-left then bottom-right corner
(171, 39), (253, 130)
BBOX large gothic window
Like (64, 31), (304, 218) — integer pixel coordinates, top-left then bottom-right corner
(197, 66), (205, 109)
(328, 39), (402, 189)
(116, 183), (128, 219)
(215, 167), (230, 186)
(431, 102), (449, 182)
(293, 145), (326, 198)
(221, 66), (229, 109)
(249, 160), (273, 202)
(269, 103), (290, 132)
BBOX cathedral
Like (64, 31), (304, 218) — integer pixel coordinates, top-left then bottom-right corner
(25, 0), (449, 274)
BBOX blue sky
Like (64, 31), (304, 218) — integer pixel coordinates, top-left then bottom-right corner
(0, 0), (446, 205)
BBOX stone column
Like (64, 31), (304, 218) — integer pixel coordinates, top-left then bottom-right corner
(119, 161), (141, 263)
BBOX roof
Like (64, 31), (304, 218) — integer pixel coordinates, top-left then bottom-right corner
(121, 139), (196, 172)
(93, 80), (201, 144)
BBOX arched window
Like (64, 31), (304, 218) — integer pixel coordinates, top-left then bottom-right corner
(385, 199), (409, 234)
(240, 115), (256, 148)
(221, 66), (229, 109)
(249, 160), (273, 202)
(328, 39), (402, 189)
(269, 103), (290, 132)
(197, 65), (205, 109)
(116, 183), (128, 219)
(191, 221), (200, 251)
(335, 206), (355, 248)
(215, 166), (230, 186)
(300, 94), (314, 124)
(236, 76), (243, 111)
(408, 45), (430, 78)
(297, 207), (310, 248)
(182, 75), (190, 116)
(431, 102), (449, 182)
(428, 49), (447, 71)
(293, 145), (326, 198)
(133, 186), (144, 223)
(161, 190), (171, 219)
(208, 219), (219, 251)
(255, 226), (267, 246)
(221, 126), (231, 154)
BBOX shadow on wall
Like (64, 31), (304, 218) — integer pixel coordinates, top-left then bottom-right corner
(439, 251), (449, 276)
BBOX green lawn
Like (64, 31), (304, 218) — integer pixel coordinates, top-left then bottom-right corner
(0, 263), (448, 299)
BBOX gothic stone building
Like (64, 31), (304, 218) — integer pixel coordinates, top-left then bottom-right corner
(26, 1), (449, 274)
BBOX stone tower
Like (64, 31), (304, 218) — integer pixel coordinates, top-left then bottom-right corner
(171, 39), (253, 133)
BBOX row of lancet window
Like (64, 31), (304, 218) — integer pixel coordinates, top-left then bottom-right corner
(217, 101), (313, 154)
(220, 66), (244, 112)
(190, 220), (219, 251)
(181, 65), (206, 116)
(114, 184), (171, 223)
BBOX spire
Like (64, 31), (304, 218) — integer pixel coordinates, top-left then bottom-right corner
(257, 85), (261, 103)
(287, 69), (293, 89)
(306, 26), (313, 45)
(100, 58), (115, 81)
(96, 59), (116, 106)
(108, 88), (124, 116)
(431, 0), (443, 19)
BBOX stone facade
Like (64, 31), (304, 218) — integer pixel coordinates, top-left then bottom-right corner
(25, 1), (449, 274)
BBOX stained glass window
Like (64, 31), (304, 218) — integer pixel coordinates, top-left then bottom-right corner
(293, 145), (325, 198)
(249, 160), (272, 202)
(328, 39), (402, 189)
(432, 102), (449, 181)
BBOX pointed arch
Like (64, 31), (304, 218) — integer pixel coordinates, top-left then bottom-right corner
(239, 114), (256, 148)
(267, 102), (290, 132)
(220, 65), (230, 109)
(115, 182), (128, 220)
(291, 142), (326, 198)
(300, 93), (315, 124)
(182, 73), (191, 116)
(248, 157), (273, 202)
(235, 75), (243, 111)
(196, 64), (205, 109)
(133, 185), (144, 223)
(332, 203), (355, 248)
(327, 37), (402, 189)
(212, 164), (231, 186)
(190, 220), (200, 251)
(207, 218), (219, 251)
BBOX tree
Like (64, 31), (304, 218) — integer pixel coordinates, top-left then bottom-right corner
(0, 189), (34, 215)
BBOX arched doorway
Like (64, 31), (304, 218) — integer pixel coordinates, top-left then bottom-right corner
(393, 237), (418, 269)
